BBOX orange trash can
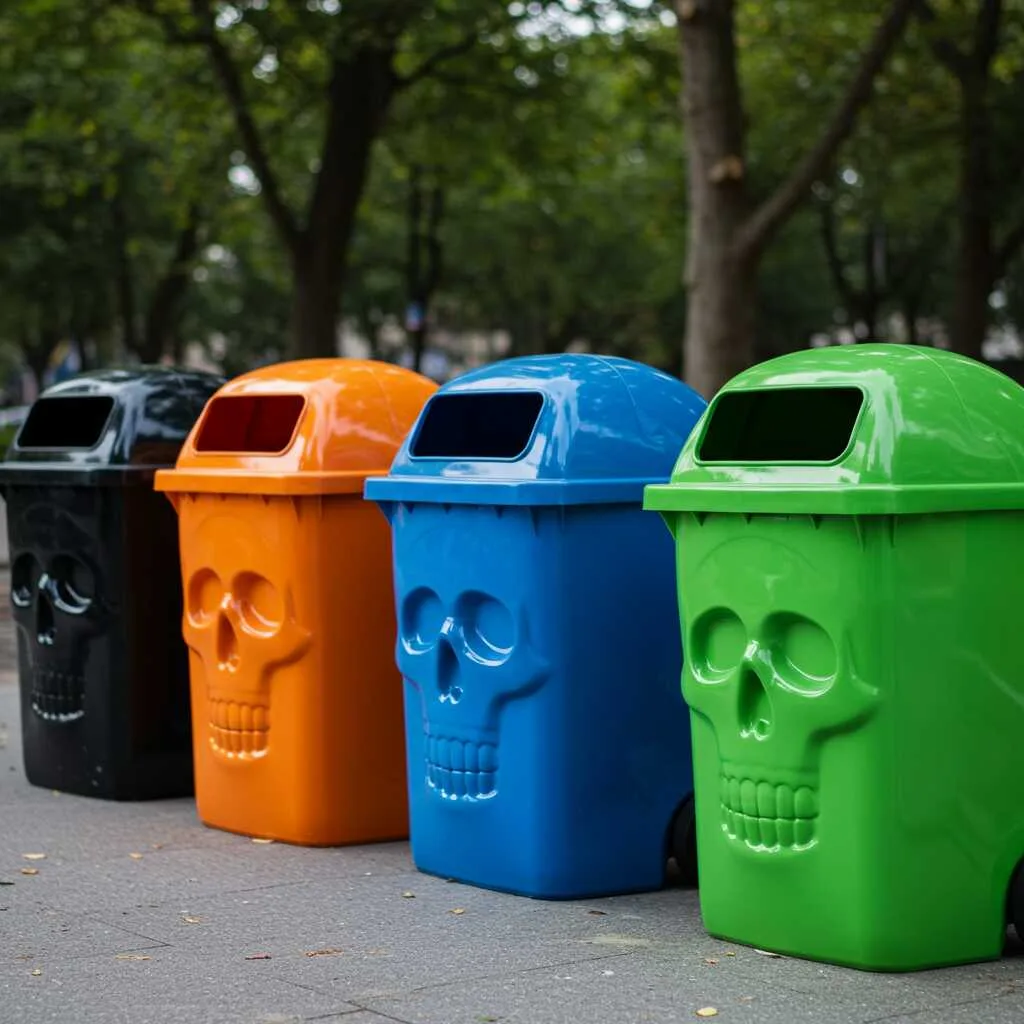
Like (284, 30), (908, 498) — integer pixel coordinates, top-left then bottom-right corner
(154, 359), (437, 845)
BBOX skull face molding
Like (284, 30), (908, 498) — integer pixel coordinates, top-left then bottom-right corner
(185, 567), (310, 759)
(398, 587), (548, 801)
(11, 548), (101, 723)
(685, 531), (878, 854)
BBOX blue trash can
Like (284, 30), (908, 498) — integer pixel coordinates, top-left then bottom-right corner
(364, 354), (707, 898)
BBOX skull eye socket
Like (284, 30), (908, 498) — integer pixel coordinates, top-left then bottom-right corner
(49, 555), (94, 614)
(768, 612), (837, 693)
(234, 571), (283, 635)
(187, 569), (224, 627)
(458, 592), (514, 665)
(690, 608), (746, 681)
(402, 587), (445, 653)
(11, 553), (39, 609)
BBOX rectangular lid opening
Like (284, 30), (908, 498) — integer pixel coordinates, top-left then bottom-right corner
(17, 396), (115, 450)
(411, 391), (543, 460)
(194, 394), (305, 454)
(698, 386), (864, 463)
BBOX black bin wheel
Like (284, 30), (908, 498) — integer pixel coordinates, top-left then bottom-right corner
(1009, 859), (1024, 941)
(668, 796), (698, 888)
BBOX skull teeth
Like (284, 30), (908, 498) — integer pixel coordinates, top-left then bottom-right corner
(425, 735), (498, 801)
(720, 774), (818, 851)
(30, 670), (85, 723)
(208, 699), (269, 757)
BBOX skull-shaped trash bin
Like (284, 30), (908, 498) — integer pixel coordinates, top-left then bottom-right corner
(365, 354), (707, 898)
(644, 343), (1024, 971)
(0, 368), (224, 798)
(155, 359), (436, 845)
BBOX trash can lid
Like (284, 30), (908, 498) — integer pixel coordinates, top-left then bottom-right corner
(644, 344), (1024, 517)
(364, 354), (707, 507)
(155, 359), (437, 497)
(0, 367), (225, 487)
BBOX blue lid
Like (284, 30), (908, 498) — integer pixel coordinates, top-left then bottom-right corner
(364, 354), (707, 506)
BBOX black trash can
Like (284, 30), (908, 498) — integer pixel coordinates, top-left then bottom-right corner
(0, 367), (223, 799)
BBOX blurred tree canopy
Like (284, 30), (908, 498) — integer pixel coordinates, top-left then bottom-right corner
(1, 0), (1024, 395)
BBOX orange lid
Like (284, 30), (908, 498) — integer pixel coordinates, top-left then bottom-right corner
(154, 358), (437, 496)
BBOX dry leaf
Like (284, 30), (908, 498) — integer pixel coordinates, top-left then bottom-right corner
(754, 948), (783, 959)
(244, 953), (272, 960)
(129, 853), (144, 861)
(724, 951), (736, 957)
(115, 954), (151, 961)
(22, 853), (45, 861)
(586, 910), (607, 916)
(30, 968), (41, 977)
(695, 1010), (718, 1018)
(449, 908), (466, 916)
(151, 844), (164, 851)
(20, 868), (38, 876)
(251, 838), (274, 844)
(181, 915), (201, 924)
(704, 957), (719, 965)
(305, 948), (344, 958)
(401, 891), (416, 899)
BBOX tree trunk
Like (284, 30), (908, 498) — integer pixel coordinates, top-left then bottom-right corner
(950, 80), (993, 361)
(289, 240), (344, 359)
(142, 207), (202, 364)
(676, 0), (917, 395)
(110, 190), (139, 358)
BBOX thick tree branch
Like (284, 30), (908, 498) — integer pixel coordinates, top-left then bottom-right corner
(732, 0), (918, 263)
(189, 0), (300, 252)
(395, 32), (478, 91)
(975, 0), (1004, 69)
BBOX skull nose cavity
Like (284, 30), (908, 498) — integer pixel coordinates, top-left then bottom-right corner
(216, 613), (240, 671)
(739, 666), (772, 739)
(437, 638), (462, 703)
(36, 590), (55, 646)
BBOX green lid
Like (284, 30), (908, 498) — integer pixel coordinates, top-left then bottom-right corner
(643, 344), (1024, 516)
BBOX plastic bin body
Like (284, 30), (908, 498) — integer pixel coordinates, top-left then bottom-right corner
(644, 344), (1024, 971)
(367, 354), (707, 898)
(1, 368), (223, 798)
(155, 359), (436, 845)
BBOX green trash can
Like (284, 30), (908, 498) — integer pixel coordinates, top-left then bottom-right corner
(643, 343), (1024, 972)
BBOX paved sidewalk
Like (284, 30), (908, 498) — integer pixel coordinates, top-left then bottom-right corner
(1, 571), (1024, 1023)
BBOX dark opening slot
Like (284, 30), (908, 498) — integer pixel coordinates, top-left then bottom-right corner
(194, 394), (305, 454)
(411, 391), (543, 459)
(17, 396), (115, 449)
(698, 386), (864, 463)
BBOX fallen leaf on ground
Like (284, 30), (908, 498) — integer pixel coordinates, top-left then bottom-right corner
(22, 853), (45, 861)
(401, 891), (416, 899)
(129, 853), (144, 861)
(695, 1009), (718, 1018)
(753, 948), (784, 958)
(586, 910), (607, 916)
(181, 915), (201, 924)
(449, 908), (466, 915)
(305, 948), (344, 958)
(704, 957), (719, 965)
(151, 844), (164, 851)
(244, 953), (272, 960)
(477, 1016), (499, 1023)
(30, 968), (41, 977)
(115, 954), (151, 961)
(19, 868), (38, 876)
(724, 951), (736, 957)
(251, 838), (274, 844)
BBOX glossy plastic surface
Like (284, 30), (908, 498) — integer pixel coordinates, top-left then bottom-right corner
(158, 359), (436, 846)
(366, 354), (708, 506)
(647, 344), (1024, 970)
(367, 354), (707, 898)
(158, 358), (438, 496)
(0, 367), (223, 799)
(644, 344), (1024, 515)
